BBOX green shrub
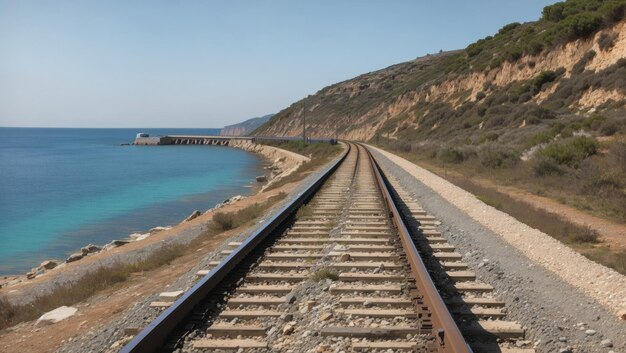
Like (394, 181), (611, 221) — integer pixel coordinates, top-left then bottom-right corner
(542, 2), (567, 22)
(582, 113), (606, 130)
(437, 146), (475, 164)
(537, 136), (598, 167)
(478, 144), (519, 168)
(529, 106), (557, 120)
(526, 40), (544, 55)
(529, 131), (556, 147)
(506, 46), (524, 62)
(531, 70), (561, 94)
(532, 156), (564, 176)
(566, 13), (603, 38)
(498, 22), (521, 34)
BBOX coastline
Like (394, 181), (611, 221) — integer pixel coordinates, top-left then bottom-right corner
(0, 142), (346, 353)
(0, 141), (309, 303)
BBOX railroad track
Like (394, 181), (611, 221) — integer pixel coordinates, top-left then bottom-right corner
(120, 143), (534, 353)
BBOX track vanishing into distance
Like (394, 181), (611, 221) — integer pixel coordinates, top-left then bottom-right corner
(120, 143), (536, 353)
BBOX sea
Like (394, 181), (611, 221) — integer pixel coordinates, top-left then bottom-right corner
(0, 128), (264, 275)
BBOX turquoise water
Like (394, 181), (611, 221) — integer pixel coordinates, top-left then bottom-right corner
(0, 128), (263, 274)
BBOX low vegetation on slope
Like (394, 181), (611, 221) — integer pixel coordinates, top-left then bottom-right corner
(254, 0), (626, 273)
(255, 0), (626, 223)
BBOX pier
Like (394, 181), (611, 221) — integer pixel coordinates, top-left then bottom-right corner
(134, 135), (252, 146)
(133, 134), (337, 146)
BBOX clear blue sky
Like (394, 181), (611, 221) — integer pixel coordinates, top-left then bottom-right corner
(0, 0), (557, 128)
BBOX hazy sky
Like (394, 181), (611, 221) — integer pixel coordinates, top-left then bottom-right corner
(0, 0), (557, 128)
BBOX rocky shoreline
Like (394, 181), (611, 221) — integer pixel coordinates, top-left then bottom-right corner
(0, 141), (305, 297)
(0, 194), (248, 291)
(229, 139), (310, 191)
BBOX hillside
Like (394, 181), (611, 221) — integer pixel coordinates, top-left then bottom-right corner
(255, 0), (626, 225)
(221, 114), (274, 136)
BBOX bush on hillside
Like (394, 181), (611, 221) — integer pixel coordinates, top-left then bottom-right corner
(437, 146), (475, 164)
(464, 0), (626, 69)
(598, 31), (617, 51)
(528, 131), (556, 147)
(564, 13), (603, 38)
(478, 144), (519, 168)
(520, 69), (564, 96)
(532, 156), (564, 176)
(537, 136), (598, 167)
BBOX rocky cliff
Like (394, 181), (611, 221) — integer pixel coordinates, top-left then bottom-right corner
(221, 114), (274, 136)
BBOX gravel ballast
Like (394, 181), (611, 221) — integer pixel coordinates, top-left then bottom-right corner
(369, 145), (625, 353)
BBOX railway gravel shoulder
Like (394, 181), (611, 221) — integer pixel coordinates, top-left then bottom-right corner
(368, 145), (626, 353)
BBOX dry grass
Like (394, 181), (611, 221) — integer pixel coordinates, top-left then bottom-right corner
(446, 176), (626, 275)
(454, 177), (600, 245)
(211, 193), (286, 232)
(0, 244), (184, 329)
(0, 192), (288, 330)
(310, 268), (339, 282)
(296, 204), (313, 219)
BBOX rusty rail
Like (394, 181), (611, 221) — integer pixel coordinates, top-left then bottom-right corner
(362, 144), (472, 353)
(119, 144), (351, 353)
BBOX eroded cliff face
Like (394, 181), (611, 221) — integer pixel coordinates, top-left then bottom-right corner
(255, 20), (626, 141)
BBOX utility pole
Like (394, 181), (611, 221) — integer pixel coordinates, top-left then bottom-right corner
(302, 101), (306, 144)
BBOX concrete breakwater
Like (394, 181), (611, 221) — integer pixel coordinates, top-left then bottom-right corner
(133, 134), (337, 146)
(133, 135), (252, 146)
(133, 134), (312, 191)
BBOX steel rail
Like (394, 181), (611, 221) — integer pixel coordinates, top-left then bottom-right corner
(361, 144), (472, 353)
(120, 143), (351, 353)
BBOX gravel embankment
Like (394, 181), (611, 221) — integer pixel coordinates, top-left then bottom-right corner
(369, 145), (625, 353)
(55, 149), (346, 353)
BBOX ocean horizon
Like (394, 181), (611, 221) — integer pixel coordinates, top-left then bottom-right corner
(0, 127), (264, 275)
